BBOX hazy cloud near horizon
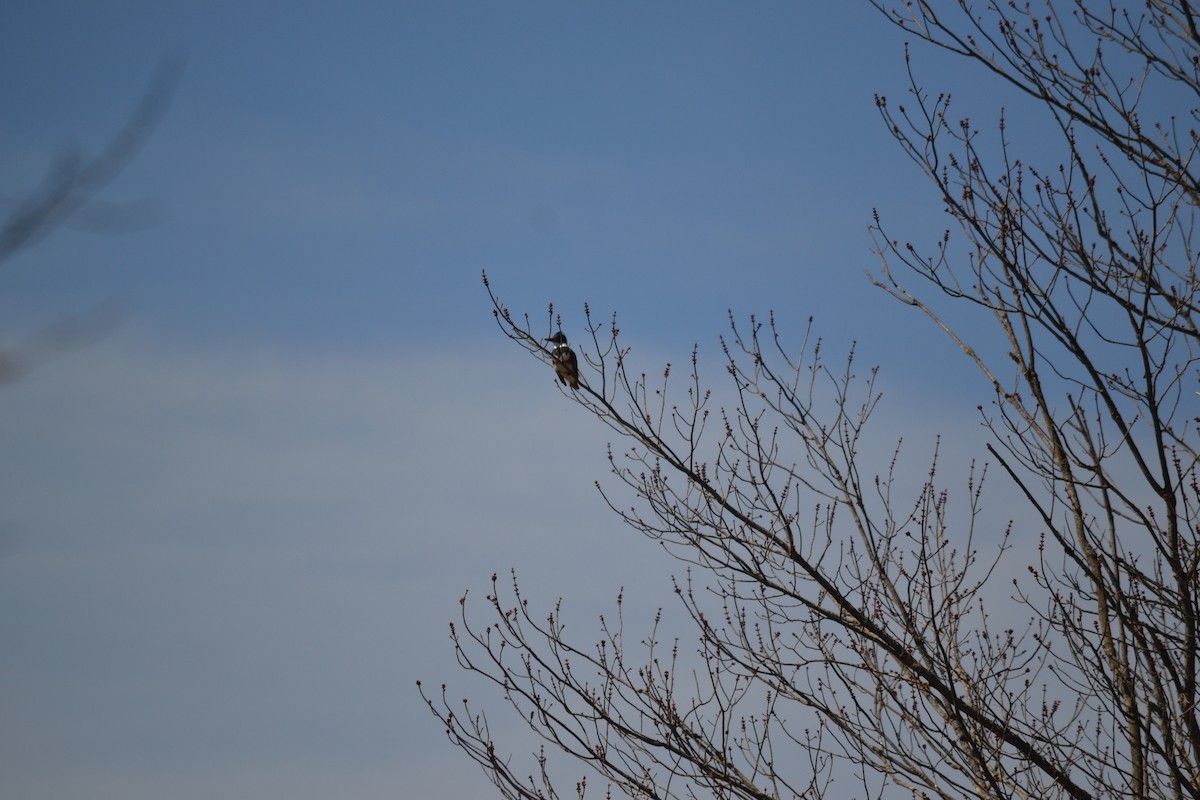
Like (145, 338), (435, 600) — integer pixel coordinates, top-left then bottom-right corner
(0, 321), (1021, 799)
(0, 334), (661, 799)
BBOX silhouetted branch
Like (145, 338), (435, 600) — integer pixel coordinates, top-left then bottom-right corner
(0, 52), (186, 264)
(438, 6), (1200, 799)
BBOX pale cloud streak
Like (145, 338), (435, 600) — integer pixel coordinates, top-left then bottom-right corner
(0, 332), (654, 800)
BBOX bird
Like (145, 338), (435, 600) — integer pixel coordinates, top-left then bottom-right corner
(545, 331), (580, 389)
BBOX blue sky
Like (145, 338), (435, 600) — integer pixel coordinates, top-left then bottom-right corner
(1, 1), (961, 357)
(1, 3), (1036, 798)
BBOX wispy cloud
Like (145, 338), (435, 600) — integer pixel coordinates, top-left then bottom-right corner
(0, 332), (658, 799)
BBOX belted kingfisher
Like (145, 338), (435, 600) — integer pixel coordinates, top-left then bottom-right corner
(545, 331), (580, 389)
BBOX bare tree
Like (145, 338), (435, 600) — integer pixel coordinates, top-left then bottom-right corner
(420, 3), (1200, 798)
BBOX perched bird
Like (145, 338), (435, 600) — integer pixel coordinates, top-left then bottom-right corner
(545, 331), (580, 389)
